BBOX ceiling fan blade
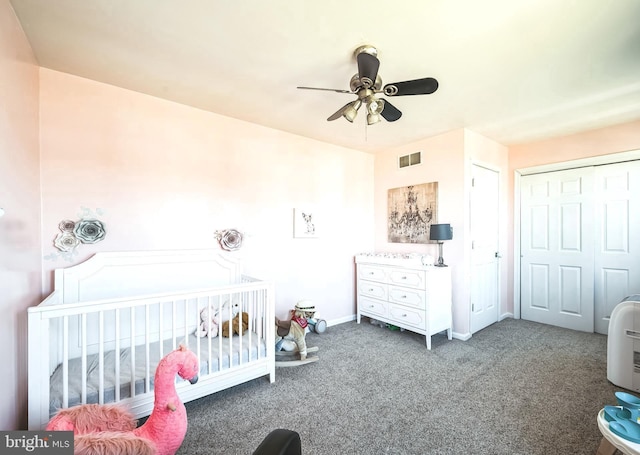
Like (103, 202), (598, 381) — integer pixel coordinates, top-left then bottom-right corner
(380, 99), (402, 122)
(326, 102), (352, 121)
(383, 77), (439, 96)
(356, 52), (380, 88)
(327, 100), (362, 122)
(327, 104), (349, 121)
(297, 86), (353, 94)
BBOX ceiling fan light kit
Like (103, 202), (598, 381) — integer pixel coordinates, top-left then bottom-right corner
(298, 45), (439, 125)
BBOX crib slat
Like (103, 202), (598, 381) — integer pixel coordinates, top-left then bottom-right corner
(144, 303), (151, 393)
(172, 300), (177, 351)
(183, 298), (189, 350)
(115, 308), (120, 402)
(238, 292), (244, 366)
(81, 313), (87, 404)
(207, 298), (214, 375)
(130, 306), (136, 397)
(194, 298), (201, 374)
(159, 302), (164, 360)
(62, 316), (69, 408)
(98, 311), (105, 404)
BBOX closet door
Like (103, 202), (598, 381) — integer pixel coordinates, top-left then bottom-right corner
(594, 161), (640, 334)
(520, 168), (595, 332)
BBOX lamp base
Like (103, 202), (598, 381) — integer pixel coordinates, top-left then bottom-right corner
(435, 242), (448, 267)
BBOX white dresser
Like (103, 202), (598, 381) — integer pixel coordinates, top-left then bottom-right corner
(355, 253), (452, 349)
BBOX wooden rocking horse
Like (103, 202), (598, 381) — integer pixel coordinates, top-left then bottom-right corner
(275, 301), (320, 367)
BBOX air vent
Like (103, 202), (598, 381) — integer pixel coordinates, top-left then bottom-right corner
(398, 151), (422, 169)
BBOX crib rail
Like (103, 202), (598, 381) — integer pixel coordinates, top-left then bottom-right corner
(28, 280), (274, 430)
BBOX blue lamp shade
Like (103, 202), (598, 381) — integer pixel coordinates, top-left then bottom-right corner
(430, 224), (453, 241)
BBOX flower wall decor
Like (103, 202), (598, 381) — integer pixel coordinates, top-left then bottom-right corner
(215, 229), (243, 251)
(45, 207), (107, 262)
(74, 219), (107, 244)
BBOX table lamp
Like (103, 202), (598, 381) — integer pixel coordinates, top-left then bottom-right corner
(429, 223), (453, 267)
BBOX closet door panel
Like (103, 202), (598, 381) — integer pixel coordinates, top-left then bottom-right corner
(521, 168), (594, 332)
(594, 161), (640, 334)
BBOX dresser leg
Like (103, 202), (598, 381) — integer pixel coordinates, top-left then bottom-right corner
(426, 335), (431, 350)
(356, 313), (361, 324)
(447, 328), (452, 340)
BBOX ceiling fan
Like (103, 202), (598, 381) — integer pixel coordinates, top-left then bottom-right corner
(297, 45), (439, 125)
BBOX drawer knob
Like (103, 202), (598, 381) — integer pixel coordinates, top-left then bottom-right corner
(401, 295), (407, 298)
(402, 314), (407, 317)
(369, 272), (374, 275)
(401, 276), (407, 279)
(369, 288), (374, 292)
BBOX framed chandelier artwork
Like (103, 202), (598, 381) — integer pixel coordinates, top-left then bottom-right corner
(387, 182), (438, 243)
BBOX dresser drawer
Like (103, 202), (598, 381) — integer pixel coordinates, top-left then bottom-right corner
(388, 268), (425, 289)
(359, 280), (387, 300)
(388, 286), (425, 309)
(358, 264), (386, 282)
(358, 297), (388, 318)
(388, 304), (426, 330)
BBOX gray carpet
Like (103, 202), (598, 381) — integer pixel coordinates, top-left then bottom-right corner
(177, 318), (622, 455)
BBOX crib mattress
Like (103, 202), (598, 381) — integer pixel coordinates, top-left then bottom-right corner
(49, 332), (267, 416)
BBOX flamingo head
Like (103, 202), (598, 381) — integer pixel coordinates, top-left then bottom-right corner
(177, 345), (199, 384)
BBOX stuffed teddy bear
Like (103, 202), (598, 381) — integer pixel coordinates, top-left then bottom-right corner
(195, 301), (239, 338)
(222, 312), (249, 337)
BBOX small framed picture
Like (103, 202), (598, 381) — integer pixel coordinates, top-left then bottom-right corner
(293, 208), (318, 238)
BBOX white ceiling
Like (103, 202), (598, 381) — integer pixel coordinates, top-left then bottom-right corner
(9, 0), (640, 153)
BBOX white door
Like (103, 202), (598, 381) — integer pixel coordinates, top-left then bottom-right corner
(470, 164), (500, 334)
(594, 161), (640, 334)
(520, 168), (595, 332)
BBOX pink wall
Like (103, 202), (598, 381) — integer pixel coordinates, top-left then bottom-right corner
(0, 0), (41, 430)
(39, 69), (374, 323)
(374, 129), (469, 334)
(507, 119), (640, 316)
(5, 3), (640, 429)
(374, 129), (509, 338)
(464, 130), (510, 323)
(509, 120), (640, 170)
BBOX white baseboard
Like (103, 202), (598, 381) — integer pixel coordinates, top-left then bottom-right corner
(452, 331), (471, 342)
(326, 314), (357, 327)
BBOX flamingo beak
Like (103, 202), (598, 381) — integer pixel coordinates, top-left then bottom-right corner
(189, 375), (199, 385)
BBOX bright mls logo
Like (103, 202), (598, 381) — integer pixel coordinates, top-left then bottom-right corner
(1, 431), (72, 454)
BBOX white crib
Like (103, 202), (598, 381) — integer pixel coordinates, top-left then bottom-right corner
(28, 250), (275, 430)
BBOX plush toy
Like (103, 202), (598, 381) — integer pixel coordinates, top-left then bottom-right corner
(194, 301), (239, 338)
(194, 306), (218, 338)
(293, 300), (327, 334)
(222, 312), (249, 337)
(46, 345), (200, 455)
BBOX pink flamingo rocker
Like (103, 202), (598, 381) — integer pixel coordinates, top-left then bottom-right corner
(47, 345), (200, 455)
